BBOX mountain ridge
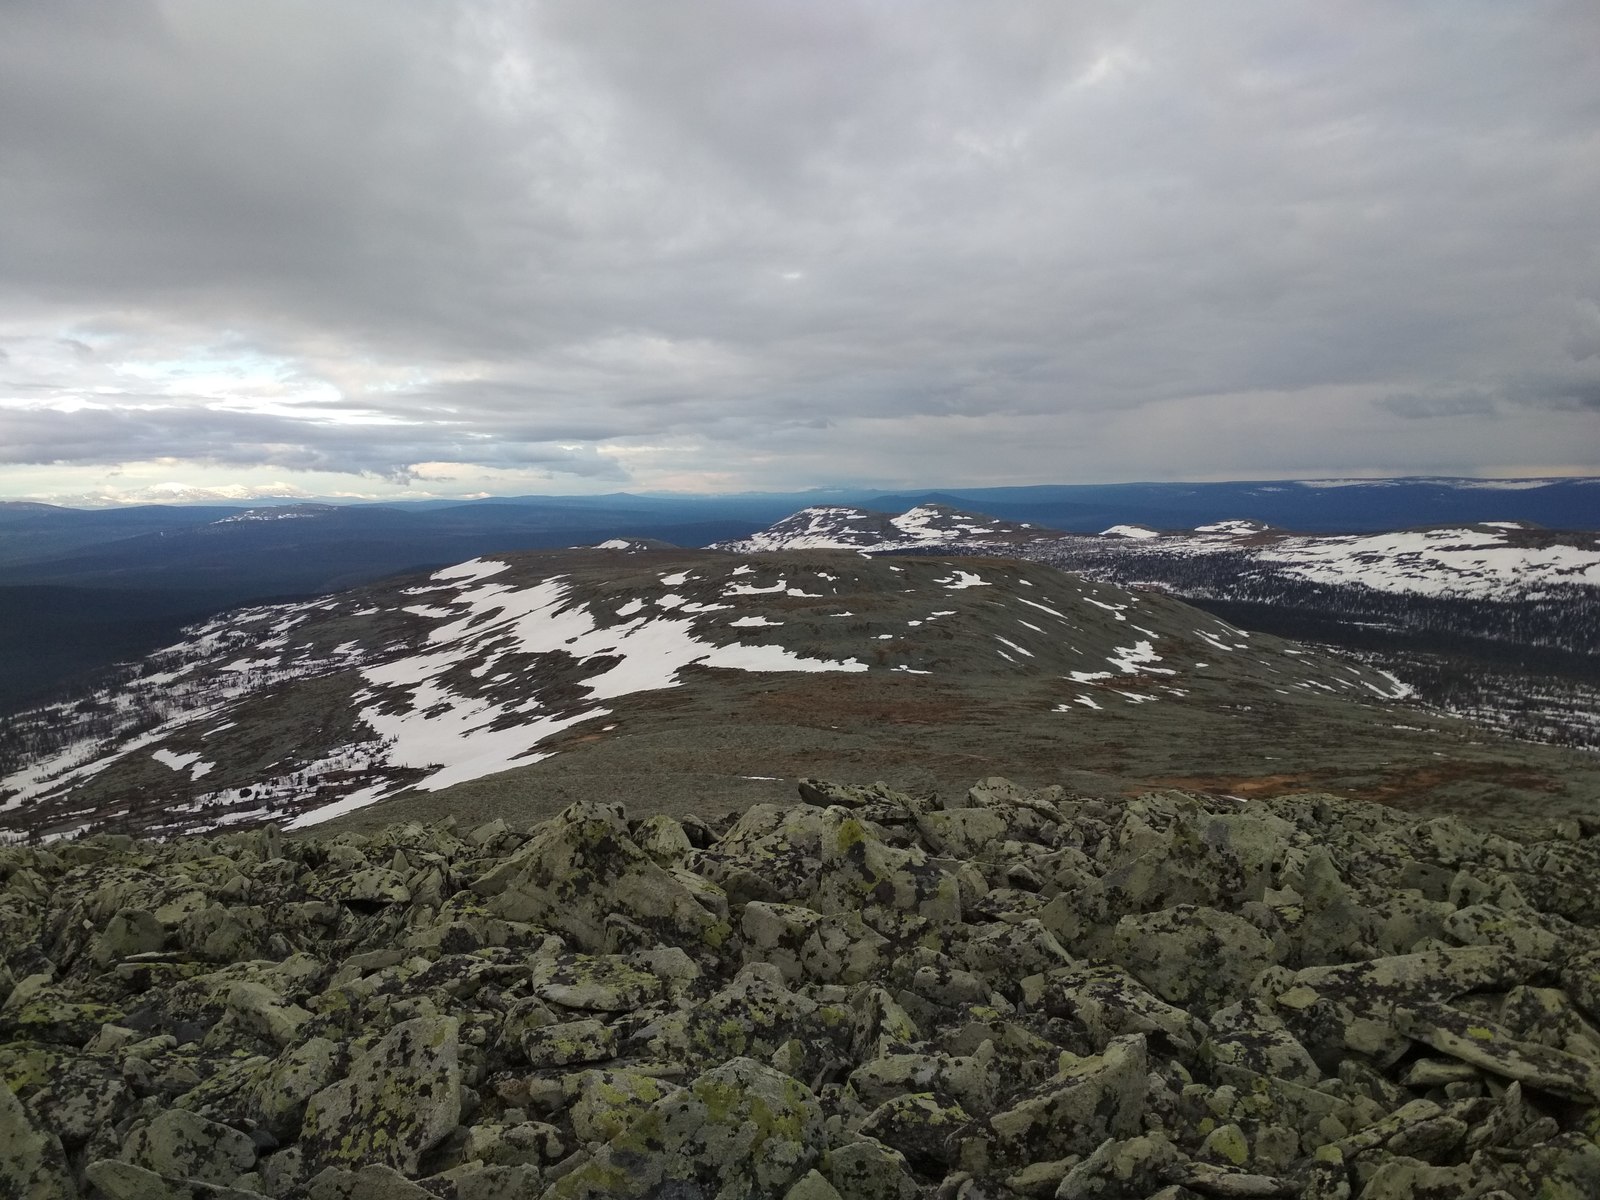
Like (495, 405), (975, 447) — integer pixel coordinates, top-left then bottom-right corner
(6, 545), (1598, 844)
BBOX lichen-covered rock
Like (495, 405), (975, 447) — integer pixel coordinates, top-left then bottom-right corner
(565, 1068), (681, 1143)
(548, 1056), (823, 1198)
(823, 1137), (920, 1200)
(1499, 984), (1600, 1064)
(305, 1163), (435, 1200)
(1111, 905), (1277, 1013)
(1033, 962), (1207, 1053)
(93, 908), (167, 965)
(675, 961), (822, 1063)
(471, 800), (731, 952)
(1, 1082), (76, 1200)
(88, 1158), (264, 1200)
(740, 901), (886, 985)
(1055, 1133), (1184, 1198)
(529, 953), (662, 1012)
(846, 1045), (999, 1115)
(856, 1091), (972, 1171)
(1204, 998), (1321, 1086)
(460, 1119), (564, 1166)
(989, 1034), (1149, 1163)
(1514, 1131), (1600, 1199)
(246, 1036), (341, 1140)
(9, 779), (1600, 1200)
(120, 1108), (258, 1184)
(1, 974), (122, 1045)
(521, 1017), (617, 1069)
(632, 815), (694, 866)
(300, 1016), (461, 1174)
(1393, 1000), (1600, 1102)
(781, 1168), (844, 1200)
(1356, 1156), (1478, 1199)
(224, 980), (313, 1048)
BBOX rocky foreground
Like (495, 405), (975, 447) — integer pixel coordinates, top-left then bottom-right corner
(6, 783), (1600, 1199)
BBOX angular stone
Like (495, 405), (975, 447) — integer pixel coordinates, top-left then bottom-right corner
(1111, 905), (1277, 1013)
(473, 801), (731, 952)
(1204, 999), (1321, 1086)
(224, 981), (312, 1048)
(93, 909), (166, 965)
(857, 1092), (971, 1170)
(847, 1046), (998, 1116)
(783, 1169), (844, 1200)
(1034, 962), (1207, 1053)
(306, 1163), (434, 1200)
(823, 1137), (920, 1200)
(547, 1057), (824, 1199)
(633, 815), (693, 866)
(1394, 1001), (1600, 1102)
(0, 1083), (75, 1200)
(1357, 1157), (1477, 1200)
(1288, 945), (1536, 1012)
(955, 918), (1073, 982)
(0, 974), (122, 1046)
(1056, 1133), (1184, 1199)
(1515, 1131), (1600, 1200)
(522, 1018), (617, 1069)
(530, 953), (663, 1012)
(989, 1034), (1148, 1163)
(740, 901), (886, 985)
(460, 1121), (564, 1167)
(565, 1069), (682, 1144)
(121, 1109), (257, 1185)
(301, 1015), (461, 1174)
(246, 1036), (340, 1141)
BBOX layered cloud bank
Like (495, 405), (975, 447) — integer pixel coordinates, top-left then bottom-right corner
(2, 2), (1598, 497)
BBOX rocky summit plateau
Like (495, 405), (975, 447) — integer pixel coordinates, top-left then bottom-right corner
(7, 778), (1600, 1199)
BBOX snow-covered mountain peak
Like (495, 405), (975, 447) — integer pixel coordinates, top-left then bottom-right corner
(213, 503), (338, 525)
(712, 502), (1037, 553)
(1037, 521), (1600, 601)
(1101, 524), (1160, 539)
(587, 537), (678, 552)
(1193, 518), (1274, 535)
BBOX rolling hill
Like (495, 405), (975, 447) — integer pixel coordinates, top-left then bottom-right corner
(6, 546), (1599, 843)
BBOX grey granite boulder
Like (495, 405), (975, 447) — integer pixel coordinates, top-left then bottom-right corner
(1111, 905), (1278, 1013)
(547, 1056), (824, 1198)
(1, 1083), (76, 1200)
(300, 1016), (462, 1174)
(120, 1109), (258, 1184)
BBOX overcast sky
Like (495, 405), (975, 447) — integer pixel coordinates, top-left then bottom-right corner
(3, 1), (1598, 502)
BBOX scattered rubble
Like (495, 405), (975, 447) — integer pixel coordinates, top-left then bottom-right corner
(5, 779), (1600, 1198)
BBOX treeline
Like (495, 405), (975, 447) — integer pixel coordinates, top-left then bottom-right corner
(0, 651), (324, 784)
(1015, 542), (1600, 665)
(1337, 648), (1600, 752)
(939, 539), (1600, 753)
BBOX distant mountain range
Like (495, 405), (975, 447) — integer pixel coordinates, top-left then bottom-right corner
(13, 542), (1600, 843)
(710, 503), (1040, 553)
(725, 504), (1600, 602)
(721, 504), (1600, 753)
(1, 477), (1596, 716)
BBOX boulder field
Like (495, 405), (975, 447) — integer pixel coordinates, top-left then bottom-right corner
(5, 779), (1600, 1199)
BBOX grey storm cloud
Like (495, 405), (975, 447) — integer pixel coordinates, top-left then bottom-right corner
(2, 0), (1598, 489)
(0, 404), (627, 482)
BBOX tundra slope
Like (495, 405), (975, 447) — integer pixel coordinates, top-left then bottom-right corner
(5, 548), (1599, 843)
(733, 506), (1600, 752)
